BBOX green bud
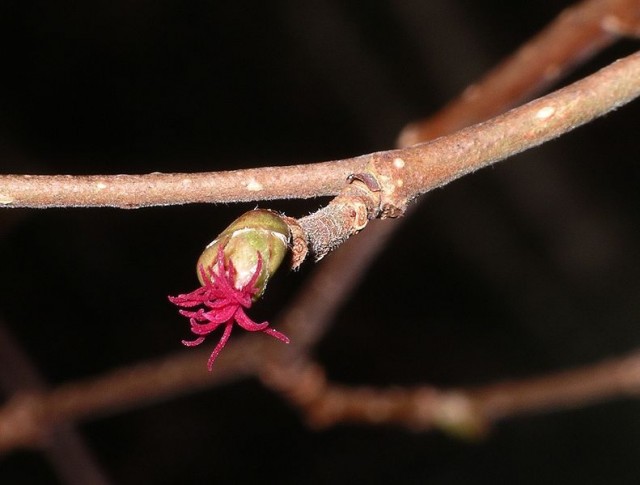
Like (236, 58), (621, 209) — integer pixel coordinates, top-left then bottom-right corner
(197, 209), (290, 299)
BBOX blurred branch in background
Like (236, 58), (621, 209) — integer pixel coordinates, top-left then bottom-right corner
(261, 350), (640, 437)
(398, 0), (640, 147)
(4, 333), (640, 449)
(0, 321), (111, 484)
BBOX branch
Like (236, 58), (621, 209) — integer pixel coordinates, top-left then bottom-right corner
(398, 0), (640, 146)
(0, 321), (111, 484)
(371, 50), (640, 210)
(2, 51), (640, 213)
(5, 333), (640, 449)
(261, 351), (640, 437)
(298, 50), (640, 258)
(0, 161), (365, 209)
(0, 343), (258, 453)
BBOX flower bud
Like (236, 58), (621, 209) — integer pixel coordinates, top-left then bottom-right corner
(169, 209), (291, 371)
(196, 209), (290, 298)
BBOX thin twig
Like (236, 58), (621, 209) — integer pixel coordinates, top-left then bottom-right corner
(0, 322), (112, 484)
(0, 341), (259, 453)
(296, 50), (640, 258)
(1, 51), (640, 214)
(0, 161), (365, 209)
(369, 50), (640, 212)
(397, 0), (640, 147)
(5, 321), (640, 448)
(2, 51), (639, 265)
(261, 351), (640, 436)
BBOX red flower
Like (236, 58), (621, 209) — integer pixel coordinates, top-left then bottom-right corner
(169, 247), (290, 370)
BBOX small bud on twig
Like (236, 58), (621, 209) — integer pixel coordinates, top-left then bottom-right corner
(169, 209), (291, 370)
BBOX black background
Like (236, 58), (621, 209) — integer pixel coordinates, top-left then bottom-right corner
(2, 1), (640, 484)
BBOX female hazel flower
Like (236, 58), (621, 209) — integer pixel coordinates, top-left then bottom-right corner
(169, 209), (291, 370)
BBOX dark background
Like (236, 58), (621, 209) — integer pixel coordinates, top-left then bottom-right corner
(2, 1), (640, 484)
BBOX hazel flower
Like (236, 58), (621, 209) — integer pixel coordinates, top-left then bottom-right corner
(169, 209), (291, 370)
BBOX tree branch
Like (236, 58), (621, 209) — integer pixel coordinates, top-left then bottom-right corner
(398, 0), (640, 147)
(0, 321), (112, 484)
(261, 351), (640, 437)
(0, 343), (258, 453)
(371, 50), (640, 211)
(0, 161), (365, 209)
(2, 51), (640, 214)
(297, 50), (640, 259)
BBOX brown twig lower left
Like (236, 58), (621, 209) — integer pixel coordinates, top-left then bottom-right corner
(0, 343), (258, 453)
